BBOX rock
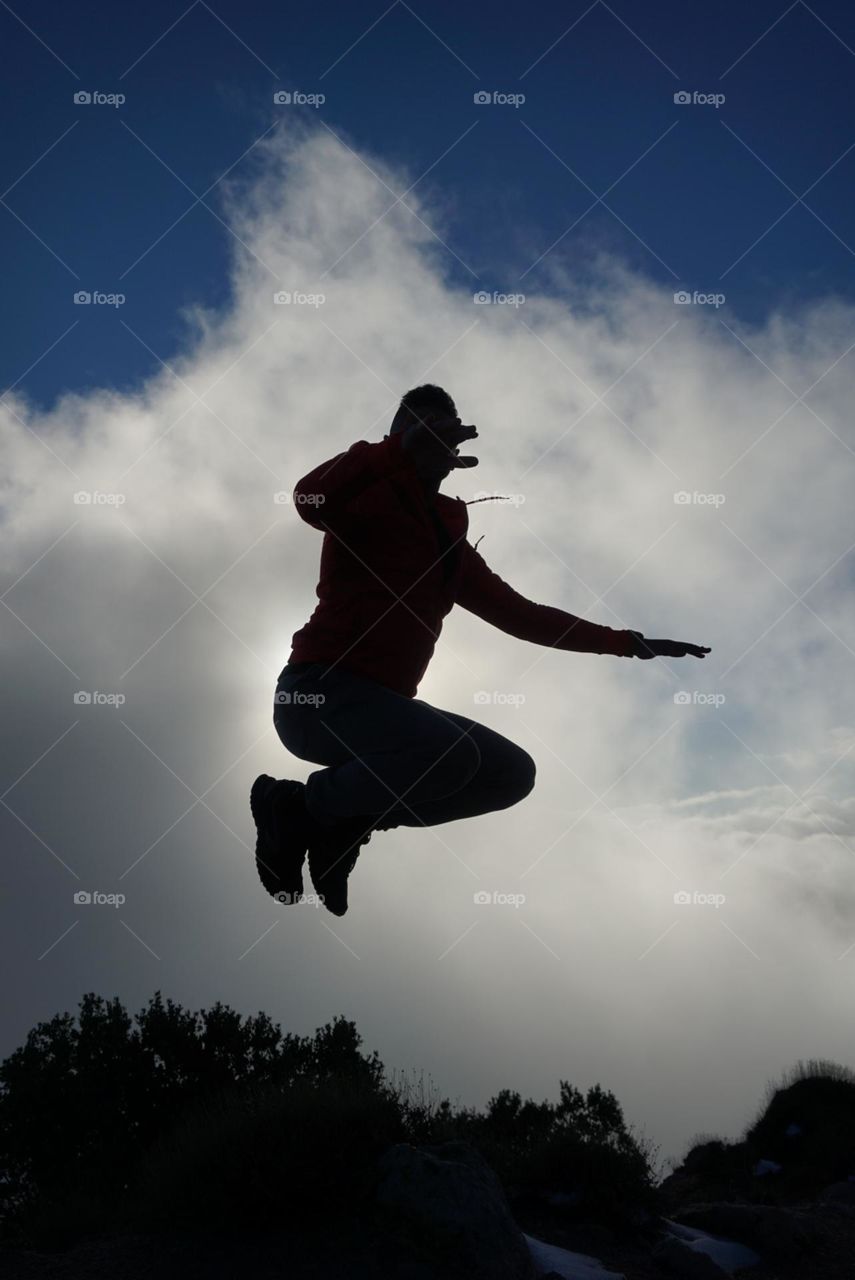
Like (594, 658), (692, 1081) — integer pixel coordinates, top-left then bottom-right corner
(657, 1141), (744, 1212)
(821, 1181), (855, 1207)
(674, 1201), (817, 1259)
(546, 1190), (580, 1207)
(375, 1140), (535, 1280)
(652, 1235), (730, 1278)
(524, 1233), (626, 1279)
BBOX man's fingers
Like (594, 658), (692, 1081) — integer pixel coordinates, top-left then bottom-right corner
(672, 642), (711, 658)
(426, 417), (477, 447)
(637, 638), (711, 658)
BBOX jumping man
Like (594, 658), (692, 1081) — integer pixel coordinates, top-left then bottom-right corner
(251, 384), (710, 916)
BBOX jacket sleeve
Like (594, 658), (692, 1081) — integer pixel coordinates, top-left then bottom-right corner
(292, 431), (419, 530)
(454, 541), (637, 657)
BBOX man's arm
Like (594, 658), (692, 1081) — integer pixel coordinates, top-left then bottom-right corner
(292, 431), (418, 531)
(454, 541), (637, 657)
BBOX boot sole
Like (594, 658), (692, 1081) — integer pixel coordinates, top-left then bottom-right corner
(307, 821), (373, 917)
(308, 850), (347, 916)
(250, 774), (308, 903)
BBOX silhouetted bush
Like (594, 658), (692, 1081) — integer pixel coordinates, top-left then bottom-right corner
(130, 1074), (406, 1231)
(0, 991), (383, 1245)
(0, 991), (659, 1248)
(441, 1083), (659, 1226)
(742, 1058), (855, 1199)
(662, 1059), (855, 1208)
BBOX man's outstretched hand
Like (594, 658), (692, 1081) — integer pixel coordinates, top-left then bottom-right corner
(401, 413), (479, 481)
(628, 630), (710, 659)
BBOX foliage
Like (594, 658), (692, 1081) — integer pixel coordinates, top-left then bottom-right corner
(441, 1083), (659, 1225)
(0, 991), (382, 1244)
(0, 991), (659, 1246)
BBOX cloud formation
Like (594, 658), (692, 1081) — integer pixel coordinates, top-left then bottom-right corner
(3, 116), (854, 1161)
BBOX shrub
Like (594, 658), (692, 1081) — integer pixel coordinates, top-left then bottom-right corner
(0, 992), (384, 1245)
(743, 1059), (855, 1196)
(436, 1083), (659, 1226)
(129, 1074), (406, 1232)
(0, 992), (659, 1247)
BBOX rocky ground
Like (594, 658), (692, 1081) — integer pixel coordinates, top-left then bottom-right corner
(3, 1131), (855, 1279)
(6, 1197), (854, 1280)
(517, 1190), (855, 1279)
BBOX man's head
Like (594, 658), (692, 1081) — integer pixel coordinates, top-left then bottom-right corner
(389, 384), (457, 436)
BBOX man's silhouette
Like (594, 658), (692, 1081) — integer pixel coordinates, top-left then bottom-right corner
(252, 384), (710, 915)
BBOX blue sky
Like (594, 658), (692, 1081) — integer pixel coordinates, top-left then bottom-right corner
(3, 0), (855, 408)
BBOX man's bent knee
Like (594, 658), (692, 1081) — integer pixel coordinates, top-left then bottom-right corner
(415, 729), (482, 797)
(512, 750), (536, 803)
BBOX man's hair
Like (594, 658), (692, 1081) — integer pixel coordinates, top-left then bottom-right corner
(389, 384), (456, 434)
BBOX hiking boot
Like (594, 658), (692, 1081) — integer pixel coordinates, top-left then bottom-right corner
(308, 816), (374, 917)
(250, 774), (311, 904)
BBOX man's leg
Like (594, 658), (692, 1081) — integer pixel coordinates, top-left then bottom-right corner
(275, 664), (482, 829)
(374, 708), (536, 830)
(274, 663), (535, 831)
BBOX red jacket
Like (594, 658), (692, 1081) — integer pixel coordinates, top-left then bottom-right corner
(288, 431), (636, 698)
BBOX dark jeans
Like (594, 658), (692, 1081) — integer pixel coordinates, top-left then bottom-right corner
(273, 661), (536, 831)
